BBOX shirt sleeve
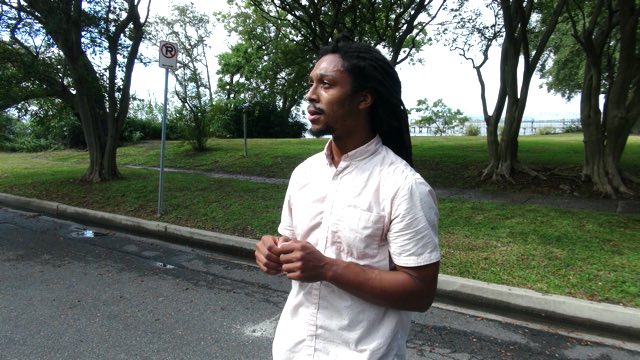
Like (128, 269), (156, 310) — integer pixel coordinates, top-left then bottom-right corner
(387, 178), (440, 267)
(277, 172), (297, 240)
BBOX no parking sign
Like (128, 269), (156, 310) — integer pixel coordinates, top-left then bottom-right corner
(157, 40), (178, 216)
(159, 41), (178, 69)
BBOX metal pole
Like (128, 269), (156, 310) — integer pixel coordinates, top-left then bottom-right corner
(157, 67), (169, 216)
(243, 110), (248, 158)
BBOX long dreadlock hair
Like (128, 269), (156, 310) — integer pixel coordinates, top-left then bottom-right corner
(317, 35), (413, 167)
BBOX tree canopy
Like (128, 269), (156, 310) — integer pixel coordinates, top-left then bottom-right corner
(412, 98), (470, 136)
(216, 0), (447, 122)
(0, 0), (151, 181)
(146, 3), (215, 151)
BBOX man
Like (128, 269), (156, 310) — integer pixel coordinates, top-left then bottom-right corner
(255, 37), (440, 359)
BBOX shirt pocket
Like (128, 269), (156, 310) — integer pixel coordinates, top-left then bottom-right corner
(329, 207), (386, 262)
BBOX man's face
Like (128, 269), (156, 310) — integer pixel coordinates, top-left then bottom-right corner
(305, 54), (362, 138)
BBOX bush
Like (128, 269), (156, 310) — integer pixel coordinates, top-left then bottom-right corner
(0, 111), (63, 152)
(0, 112), (20, 148)
(536, 126), (556, 135)
(563, 119), (582, 133)
(464, 125), (481, 136)
(210, 99), (307, 139)
(20, 99), (85, 149)
(167, 105), (211, 150)
(121, 117), (162, 144)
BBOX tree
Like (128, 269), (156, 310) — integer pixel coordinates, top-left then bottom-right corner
(411, 98), (470, 136)
(0, 0), (150, 181)
(146, 3), (215, 151)
(446, 0), (567, 181)
(541, 0), (639, 196)
(216, 0), (447, 123)
(216, 4), (311, 117)
(445, 0), (506, 172)
(247, 0), (447, 66)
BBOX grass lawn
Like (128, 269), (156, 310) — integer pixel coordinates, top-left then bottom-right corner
(0, 134), (639, 307)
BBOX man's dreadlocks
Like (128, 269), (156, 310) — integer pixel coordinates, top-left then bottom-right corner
(317, 35), (413, 167)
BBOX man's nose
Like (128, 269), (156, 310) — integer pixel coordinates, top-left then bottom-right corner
(305, 84), (318, 103)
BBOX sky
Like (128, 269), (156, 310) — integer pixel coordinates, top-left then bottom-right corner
(132, 0), (581, 122)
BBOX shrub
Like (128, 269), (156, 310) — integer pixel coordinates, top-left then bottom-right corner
(465, 125), (481, 136)
(167, 105), (210, 150)
(19, 99), (85, 149)
(210, 99), (307, 139)
(536, 126), (556, 135)
(563, 119), (582, 133)
(121, 117), (162, 144)
(0, 112), (63, 152)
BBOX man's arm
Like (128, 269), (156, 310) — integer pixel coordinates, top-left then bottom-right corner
(278, 239), (439, 312)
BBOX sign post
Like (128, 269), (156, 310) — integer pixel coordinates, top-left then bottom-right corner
(157, 41), (178, 216)
(243, 110), (248, 158)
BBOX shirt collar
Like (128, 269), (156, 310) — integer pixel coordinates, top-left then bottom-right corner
(324, 135), (382, 168)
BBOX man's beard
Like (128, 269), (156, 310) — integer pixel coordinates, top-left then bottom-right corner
(309, 123), (335, 138)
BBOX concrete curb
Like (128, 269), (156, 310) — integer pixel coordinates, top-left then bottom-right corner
(1, 192), (639, 343)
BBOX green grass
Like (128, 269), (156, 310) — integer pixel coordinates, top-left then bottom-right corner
(439, 199), (639, 306)
(38, 133), (640, 191)
(0, 134), (639, 307)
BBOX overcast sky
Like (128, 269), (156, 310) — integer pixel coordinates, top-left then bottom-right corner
(133, 0), (580, 121)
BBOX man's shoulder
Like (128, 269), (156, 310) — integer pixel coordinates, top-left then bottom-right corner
(290, 150), (326, 176)
(375, 146), (423, 182)
(301, 150), (326, 167)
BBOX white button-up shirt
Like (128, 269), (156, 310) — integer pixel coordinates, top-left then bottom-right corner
(274, 136), (440, 359)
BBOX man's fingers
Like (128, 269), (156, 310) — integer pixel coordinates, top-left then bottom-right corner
(255, 235), (286, 275)
(255, 250), (282, 271)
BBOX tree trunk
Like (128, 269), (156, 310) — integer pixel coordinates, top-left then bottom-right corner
(497, 103), (518, 180)
(479, 0), (566, 181)
(482, 116), (501, 179)
(574, 0), (638, 197)
(495, 3), (520, 180)
(479, 43), (508, 180)
(580, 61), (614, 195)
(75, 94), (121, 182)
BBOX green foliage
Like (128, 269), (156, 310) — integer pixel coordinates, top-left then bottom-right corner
(464, 124), (481, 136)
(0, 111), (25, 151)
(146, 3), (216, 152)
(562, 119), (582, 133)
(244, 0), (442, 65)
(166, 105), (211, 151)
(538, 16), (586, 101)
(0, 36), (65, 111)
(216, 0), (445, 121)
(1, 99), (83, 151)
(209, 99), (307, 139)
(215, 3), (312, 115)
(0, 0), (150, 181)
(20, 99), (85, 149)
(536, 126), (556, 135)
(121, 98), (163, 144)
(412, 98), (470, 136)
(121, 118), (162, 144)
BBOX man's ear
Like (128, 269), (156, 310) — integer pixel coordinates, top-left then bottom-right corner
(358, 90), (373, 110)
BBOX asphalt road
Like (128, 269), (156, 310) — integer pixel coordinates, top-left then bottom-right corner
(1, 207), (638, 360)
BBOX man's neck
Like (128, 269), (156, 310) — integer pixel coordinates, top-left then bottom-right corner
(329, 131), (376, 167)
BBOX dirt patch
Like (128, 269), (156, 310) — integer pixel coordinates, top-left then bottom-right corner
(459, 166), (640, 201)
